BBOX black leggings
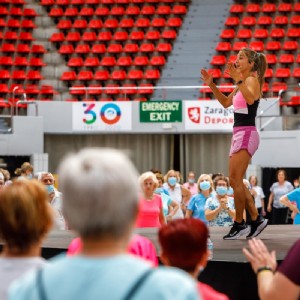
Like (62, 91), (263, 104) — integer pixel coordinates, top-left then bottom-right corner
(272, 207), (289, 224)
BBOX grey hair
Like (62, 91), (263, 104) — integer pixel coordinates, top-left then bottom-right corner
(58, 148), (139, 239)
(138, 171), (158, 191)
(37, 172), (52, 181)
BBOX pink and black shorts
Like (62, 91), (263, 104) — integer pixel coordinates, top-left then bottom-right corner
(229, 126), (260, 157)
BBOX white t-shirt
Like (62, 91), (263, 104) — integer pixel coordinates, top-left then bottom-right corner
(163, 183), (184, 219)
(252, 186), (265, 208)
(0, 257), (46, 300)
(50, 191), (66, 230)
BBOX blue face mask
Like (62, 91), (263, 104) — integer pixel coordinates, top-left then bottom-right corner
(46, 184), (55, 194)
(154, 187), (164, 194)
(168, 177), (177, 186)
(188, 178), (195, 184)
(227, 187), (234, 196)
(216, 186), (228, 196)
(27, 173), (33, 179)
(200, 181), (211, 191)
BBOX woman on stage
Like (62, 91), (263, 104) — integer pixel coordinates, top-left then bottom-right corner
(201, 48), (268, 240)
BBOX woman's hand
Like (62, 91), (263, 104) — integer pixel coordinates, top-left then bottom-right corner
(200, 69), (213, 86)
(267, 205), (272, 213)
(226, 62), (243, 83)
(243, 238), (277, 274)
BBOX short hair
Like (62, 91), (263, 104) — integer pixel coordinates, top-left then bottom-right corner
(213, 175), (229, 189)
(159, 219), (208, 272)
(248, 175), (258, 186)
(155, 173), (164, 183)
(276, 169), (287, 180)
(139, 171), (158, 191)
(58, 148), (139, 239)
(0, 180), (53, 253)
(164, 169), (176, 183)
(197, 174), (214, 193)
(14, 162), (33, 176)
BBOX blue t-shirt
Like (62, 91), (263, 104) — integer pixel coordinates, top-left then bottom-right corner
(286, 188), (300, 225)
(9, 254), (199, 300)
(187, 193), (210, 224)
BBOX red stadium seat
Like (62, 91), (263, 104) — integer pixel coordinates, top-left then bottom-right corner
(138, 83), (154, 95)
(161, 29), (177, 40)
(210, 55), (226, 66)
(225, 17), (239, 27)
(29, 57), (46, 67)
(12, 70), (26, 80)
(0, 6), (9, 16)
(242, 16), (256, 26)
(294, 3), (300, 12)
(50, 32), (65, 42)
(264, 68), (273, 78)
(0, 18), (5, 27)
(49, 7), (64, 17)
(135, 17), (150, 28)
(146, 30), (161, 40)
(87, 85), (102, 95)
(4, 31), (18, 41)
(14, 56), (29, 67)
(66, 31), (81, 42)
(166, 17), (182, 27)
(0, 70), (10, 80)
(113, 31), (128, 42)
(275, 68), (291, 78)
(282, 41), (298, 51)
(61, 71), (77, 81)
(73, 19), (88, 30)
(78, 70), (93, 81)
(215, 42), (231, 52)
(84, 57), (100, 68)
(27, 70), (43, 80)
(265, 54), (277, 65)
(262, 3), (276, 13)
(246, 3), (260, 13)
(290, 15), (300, 25)
(156, 5), (171, 15)
(228, 55), (237, 62)
(7, 18), (21, 28)
(100, 56), (116, 67)
(59, 44), (74, 55)
(91, 44), (106, 54)
(122, 84), (137, 95)
(40, 85), (57, 95)
(107, 43), (123, 54)
(274, 15), (288, 25)
(229, 4), (243, 14)
(56, 0), (70, 6)
(94, 70), (110, 81)
(253, 29), (268, 39)
(88, 19), (102, 29)
(272, 82), (287, 93)
(10, 84), (25, 94)
(117, 56), (132, 67)
(21, 20), (36, 29)
(207, 69), (222, 78)
(172, 5), (187, 15)
(79, 7), (94, 16)
(266, 41), (281, 51)
(0, 84), (9, 94)
(95, 7), (109, 17)
(150, 55), (166, 66)
(140, 43), (155, 53)
(156, 42), (172, 53)
(111, 70), (127, 81)
(257, 16), (272, 26)
(287, 28), (300, 38)
(270, 28), (285, 39)
(125, 6), (140, 16)
(134, 55), (149, 67)
(70, 0), (84, 5)
(57, 19), (72, 30)
(237, 29), (252, 39)
(32, 44), (46, 54)
(292, 68), (300, 78)
(220, 29), (235, 39)
(123, 43), (139, 54)
(279, 54), (295, 64)
(1, 43), (15, 53)
(233, 41), (248, 51)
(119, 18), (134, 29)
(64, 7), (78, 17)
(75, 44), (90, 54)
(141, 5), (155, 15)
(0, 56), (13, 66)
(151, 17), (166, 27)
(98, 31), (112, 42)
(249, 41), (264, 51)
(104, 18), (119, 29)
(129, 30), (144, 41)
(104, 84), (120, 95)
(70, 84), (85, 95)
(19, 31), (35, 41)
(278, 3), (292, 13)
(82, 31), (97, 42)
(68, 57), (83, 67)
(128, 69), (143, 80)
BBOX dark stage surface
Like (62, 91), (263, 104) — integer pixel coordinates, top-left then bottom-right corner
(2, 225), (299, 300)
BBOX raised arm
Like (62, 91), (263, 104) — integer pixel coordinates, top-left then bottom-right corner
(280, 196), (299, 214)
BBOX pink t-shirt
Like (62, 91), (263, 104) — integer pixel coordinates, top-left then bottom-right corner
(183, 182), (198, 196)
(135, 194), (163, 228)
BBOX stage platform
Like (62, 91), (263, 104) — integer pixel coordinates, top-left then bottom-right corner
(1, 225), (299, 300)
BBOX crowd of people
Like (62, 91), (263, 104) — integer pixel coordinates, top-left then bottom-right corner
(0, 149), (299, 299)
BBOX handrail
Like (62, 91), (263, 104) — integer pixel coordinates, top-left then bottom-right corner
(16, 101), (38, 116)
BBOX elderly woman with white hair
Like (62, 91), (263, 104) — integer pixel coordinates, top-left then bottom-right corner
(136, 172), (166, 228)
(9, 148), (199, 300)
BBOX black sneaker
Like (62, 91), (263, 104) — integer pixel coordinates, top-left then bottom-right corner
(223, 221), (250, 240)
(246, 216), (268, 239)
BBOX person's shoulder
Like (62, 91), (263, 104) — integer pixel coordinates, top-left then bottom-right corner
(145, 266), (198, 299)
(199, 282), (229, 300)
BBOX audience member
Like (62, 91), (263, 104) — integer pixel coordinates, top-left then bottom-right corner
(159, 218), (229, 300)
(9, 148), (199, 300)
(249, 175), (266, 217)
(205, 176), (236, 227)
(154, 173), (179, 222)
(0, 172), (5, 189)
(268, 169), (294, 224)
(0, 180), (53, 299)
(38, 172), (66, 230)
(136, 172), (166, 228)
(186, 174), (214, 224)
(163, 170), (191, 218)
(183, 171), (198, 196)
(14, 162), (33, 180)
(280, 188), (300, 224)
(243, 238), (300, 300)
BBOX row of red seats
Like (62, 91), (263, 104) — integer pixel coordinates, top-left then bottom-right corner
(0, 7), (37, 17)
(0, 56), (46, 67)
(0, 0), (26, 5)
(216, 40), (299, 52)
(0, 18), (36, 28)
(67, 55), (165, 67)
(207, 68), (300, 79)
(0, 69), (43, 80)
(0, 84), (56, 95)
(210, 54), (300, 66)
(220, 27), (300, 39)
(0, 43), (46, 53)
(57, 41), (172, 53)
(41, 0), (190, 5)
(54, 28), (177, 41)
(230, 3), (300, 14)
(69, 83), (153, 95)
(0, 31), (35, 41)
(225, 15), (300, 27)
(49, 5), (186, 17)
(61, 68), (161, 80)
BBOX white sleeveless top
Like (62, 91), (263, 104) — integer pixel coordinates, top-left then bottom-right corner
(163, 183), (184, 219)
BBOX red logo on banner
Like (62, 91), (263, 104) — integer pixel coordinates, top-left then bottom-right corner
(188, 107), (200, 123)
